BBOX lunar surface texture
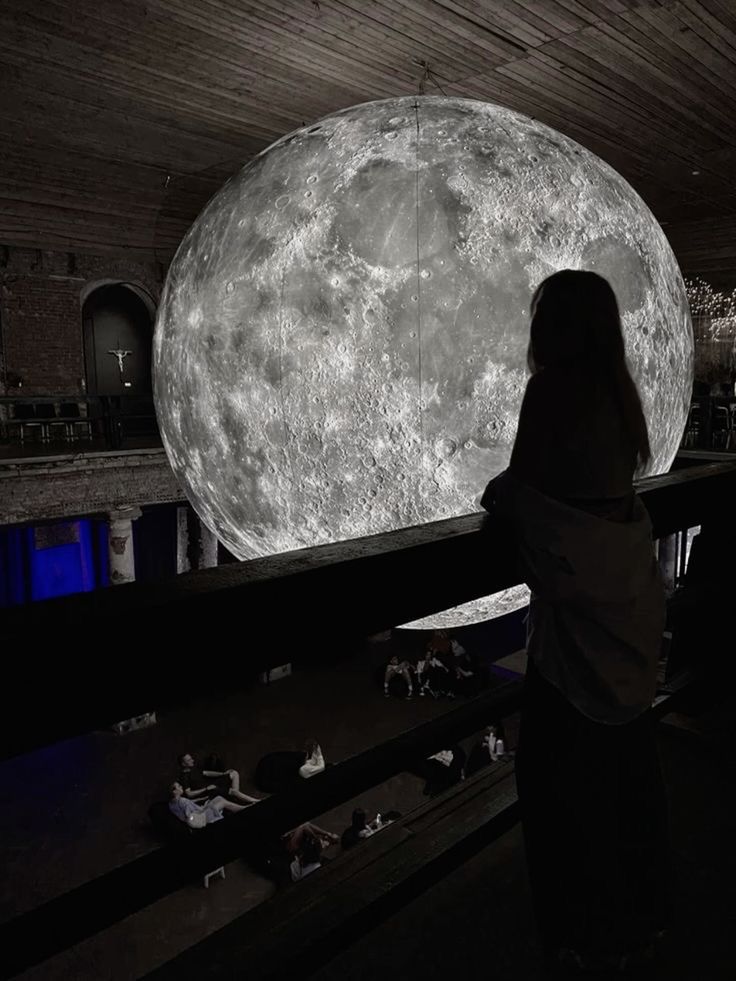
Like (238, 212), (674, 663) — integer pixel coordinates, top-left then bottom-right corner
(153, 96), (693, 629)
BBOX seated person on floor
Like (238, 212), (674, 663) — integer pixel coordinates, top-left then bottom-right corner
(429, 629), (452, 657)
(290, 833), (326, 882)
(415, 745), (466, 796)
(254, 741), (327, 793)
(341, 807), (382, 849)
(466, 723), (509, 776)
(417, 649), (455, 698)
(283, 821), (339, 855)
(384, 655), (414, 699)
(450, 638), (479, 694)
(168, 781), (247, 828)
(250, 822), (338, 885)
(299, 739), (326, 778)
(178, 752), (260, 804)
(483, 723), (506, 761)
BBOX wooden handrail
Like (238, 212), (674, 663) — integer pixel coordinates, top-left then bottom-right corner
(2, 462), (736, 760)
(1, 462), (734, 976)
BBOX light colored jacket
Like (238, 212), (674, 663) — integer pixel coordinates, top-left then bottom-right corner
(483, 470), (665, 725)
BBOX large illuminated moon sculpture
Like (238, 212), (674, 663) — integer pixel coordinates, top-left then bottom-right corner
(153, 97), (692, 629)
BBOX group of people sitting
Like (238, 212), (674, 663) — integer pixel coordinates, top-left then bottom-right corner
(383, 631), (479, 700)
(414, 723), (510, 796)
(163, 715), (510, 897)
(283, 807), (402, 881)
(167, 740), (329, 830)
(253, 806), (401, 885)
(341, 807), (401, 849)
(168, 752), (262, 828)
(163, 745), (408, 887)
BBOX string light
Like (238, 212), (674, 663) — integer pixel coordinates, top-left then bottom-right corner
(685, 277), (736, 343)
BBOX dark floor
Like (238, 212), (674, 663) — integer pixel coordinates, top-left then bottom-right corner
(313, 693), (736, 981)
(5, 643), (735, 980)
(2, 638), (517, 979)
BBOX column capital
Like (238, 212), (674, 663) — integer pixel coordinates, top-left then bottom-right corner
(109, 505), (143, 524)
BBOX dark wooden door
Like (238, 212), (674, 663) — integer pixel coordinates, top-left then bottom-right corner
(83, 285), (153, 396)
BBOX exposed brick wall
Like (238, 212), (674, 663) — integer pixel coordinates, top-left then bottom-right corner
(0, 245), (165, 395)
(0, 448), (183, 525)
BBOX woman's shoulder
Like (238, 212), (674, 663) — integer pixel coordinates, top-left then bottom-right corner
(519, 370), (565, 415)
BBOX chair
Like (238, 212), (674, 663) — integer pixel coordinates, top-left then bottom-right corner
(13, 402), (44, 444)
(33, 403), (56, 442)
(712, 405), (730, 450)
(59, 402), (92, 441)
(683, 402), (701, 449)
(203, 866), (226, 888)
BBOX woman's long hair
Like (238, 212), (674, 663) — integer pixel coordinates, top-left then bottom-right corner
(529, 270), (651, 466)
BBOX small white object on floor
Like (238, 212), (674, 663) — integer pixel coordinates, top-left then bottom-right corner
(203, 866), (226, 888)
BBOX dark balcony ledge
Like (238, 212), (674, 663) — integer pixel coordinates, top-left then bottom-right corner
(1, 461), (734, 978)
(2, 461), (735, 760)
(0, 445), (168, 470)
(0, 446), (183, 526)
(0, 436), (162, 463)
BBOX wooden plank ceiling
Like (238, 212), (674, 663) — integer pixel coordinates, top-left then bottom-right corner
(1, 0), (735, 285)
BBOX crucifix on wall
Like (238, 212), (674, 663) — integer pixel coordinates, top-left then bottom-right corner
(108, 343), (133, 382)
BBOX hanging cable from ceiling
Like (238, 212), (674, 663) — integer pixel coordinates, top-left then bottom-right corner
(414, 59), (448, 96)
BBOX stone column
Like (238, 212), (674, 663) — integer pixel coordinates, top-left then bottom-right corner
(107, 505), (155, 734)
(657, 533), (678, 596)
(176, 505), (191, 574)
(197, 520), (219, 569)
(177, 507), (219, 573)
(108, 506), (142, 585)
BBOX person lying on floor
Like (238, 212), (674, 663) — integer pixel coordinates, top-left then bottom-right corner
(177, 752), (261, 804)
(168, 781), (248, 828)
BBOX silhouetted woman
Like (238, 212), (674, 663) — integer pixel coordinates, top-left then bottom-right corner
(481, 270), (671, 974)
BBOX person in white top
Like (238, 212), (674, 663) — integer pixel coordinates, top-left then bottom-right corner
(483, 725), (506, 762)
(341, 808), (386, 849)
(299, 739), (326, 778)
(289, 834), (325, 882)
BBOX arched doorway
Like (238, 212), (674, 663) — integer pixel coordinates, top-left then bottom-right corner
(82, 283), (158, 447)
(82, 284), (153, 396)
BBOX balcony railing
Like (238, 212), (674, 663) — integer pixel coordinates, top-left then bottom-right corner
(1, 460), (735, 978)
(0, 395), (161, 455)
